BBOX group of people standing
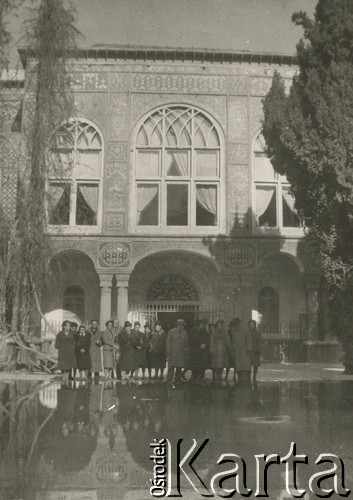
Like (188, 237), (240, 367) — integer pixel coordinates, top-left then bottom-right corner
(55, 316), (261, 384)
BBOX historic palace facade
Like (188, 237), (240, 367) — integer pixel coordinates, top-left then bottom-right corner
(0, 46), (339, 361)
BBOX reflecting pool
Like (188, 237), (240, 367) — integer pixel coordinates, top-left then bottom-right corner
(0, 380), (352, 499)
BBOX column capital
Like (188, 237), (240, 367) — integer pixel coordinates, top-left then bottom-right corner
(115, 272), (131, 288)
(98, 273), (113, 288)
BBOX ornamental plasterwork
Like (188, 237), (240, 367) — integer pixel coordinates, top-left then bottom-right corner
(109, 95), (129, 140)
(131, 73), (227, 93)
(228, 143), (248, 164)
(250, 77), (273, 96)
(107, 142), (127, 162)
(105, 213), (125, 233)
(106, 173), (125, 210)
(105, 161), (127, 179)
(228, 164), (249, 213)
(99, 242), (130, 268)
(224, 243), (256, 269)
(147, 275), (199, 301)
(228, 76), (249, 95)
(67, 72), (108, 91)
(111, 73), (130, 91)
(228, 96), (247, 143)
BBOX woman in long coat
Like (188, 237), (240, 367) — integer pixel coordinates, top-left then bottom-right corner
(118, 321), (138, 379)
(248, 320), (262, 382)
(55, 320), (76, 383)
(149, 321), (167, 380)
(101, 320), (115, 379)
(132, 321), (148, 378)
(210, 319), (230, 382)
(75, 325), (92, 379)
(228, 317), (251, 384)
(88, 319), (102, 378)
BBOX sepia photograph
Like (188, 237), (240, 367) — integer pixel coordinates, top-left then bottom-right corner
(0, 0), (352, 498)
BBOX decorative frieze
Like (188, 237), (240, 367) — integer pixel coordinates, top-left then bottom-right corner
(111, 73), (130, 91)
(250, 77), (273, 96)
(67, 72), (108, 91)
(130, 73), (227, 93)
(228, 143), (248, 164)
(99, 242), (130, 267)
(224, 243), (256, 269)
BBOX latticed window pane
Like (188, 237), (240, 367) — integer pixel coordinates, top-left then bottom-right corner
(76, 183), (98, 225)
(196, 150), (218, 177)
(196, 184), (217, 226)
(166, 150), (189, 176)
(48, 183), (70, 225)
(167, 184), (188, 226)
(137, 184), (159, 225)
(136, 151), (160, 177)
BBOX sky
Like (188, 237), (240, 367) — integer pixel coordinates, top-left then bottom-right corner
(6, 0), (317, 68)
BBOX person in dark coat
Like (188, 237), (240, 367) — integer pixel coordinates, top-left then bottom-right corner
(189, 318), (210, 380)
(87, 319), (102, 379)
(149, 321), (167, 380)
(74, 325), (92, 379)
(228, 317), (251, 384)
(166, 319), (188, 383)
(70, 322), (79, 380)
(144, 324), (153, 379)
(119, 321), (138, 379)
(210, 319), (230, 383)
(112, 319), (122, 380)
(132, 321), (148, 379)
(248, 320), (262, 382)
(101, 320), (116, 379)
(55, 320), (76, 383)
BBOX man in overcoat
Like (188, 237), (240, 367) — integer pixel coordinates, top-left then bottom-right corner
(166, 318), (188, 383)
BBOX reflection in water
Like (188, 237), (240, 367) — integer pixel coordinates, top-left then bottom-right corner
(0, 379), (352, 499)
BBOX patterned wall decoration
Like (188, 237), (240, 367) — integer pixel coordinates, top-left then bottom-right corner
(147, 275), (199, 301)
(130, 73), (227, 93)
(67, 72), (108, 91)
(224, 243), (256, 269)
(228, 143), (248, 164)
(228, 96), (247, 143)
(99, 242), (130, 268)
(0, 100), (22, 132)
(228, 164), (249, 214)
(106, 173), (126, 210)
(250, 77), (273, 96)
(228, 76), (249, 95)
(0, 135), (19, 221)
(109, 95), (129, 140)
(111, 73), (130, 91)
(107, 142), (128, 162)
(105, 213), (125, 233)
(74, 93), (107, 129)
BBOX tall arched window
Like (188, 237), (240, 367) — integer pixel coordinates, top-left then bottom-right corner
(253, 133), (300, 228)
(48, 120), (103, 227)
(134, 106), (221, 230)
(63, 285), (85, 320)
(258, 286), (279, 332)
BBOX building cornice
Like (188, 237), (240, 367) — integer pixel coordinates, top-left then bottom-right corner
(18, 45), (297, 68)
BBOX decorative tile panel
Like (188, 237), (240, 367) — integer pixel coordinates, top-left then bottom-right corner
(99, 242), (130, 267)
(107, 142), (127, 162)
(228, 143), (248, 164)
(228, 76), (249, 95)
(67, 72), (108, 91)
(105, 213), (125, 233)
(130, 73), (227, 93)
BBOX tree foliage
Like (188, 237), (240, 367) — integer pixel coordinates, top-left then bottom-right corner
(262, 0), (353, 368)
(4, 0), (78, 338)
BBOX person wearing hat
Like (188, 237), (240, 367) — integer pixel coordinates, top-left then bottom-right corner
(166, 318), (188, 383)
(87, 319), (103, 379)
(149, 321), (167, 380)
(101, 320), (116, 379)
(144, 323), (153, 379)
(210, 318), (230, 382)
(118, 321), (138, 380)
(132, 321), (148, 378)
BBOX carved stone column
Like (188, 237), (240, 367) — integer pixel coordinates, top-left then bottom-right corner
(99, 275), (113, 330)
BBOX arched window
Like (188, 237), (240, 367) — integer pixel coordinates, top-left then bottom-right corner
(48, 120), (103, 227)
(134, 105), (221, 229)
(258, 286), (279, 332)
(63, 285), (85, 320)
(253, 133), (300, 228)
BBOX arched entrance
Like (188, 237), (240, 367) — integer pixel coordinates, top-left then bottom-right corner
(43, 250), (100, 325)
(128, 251), (222, 330)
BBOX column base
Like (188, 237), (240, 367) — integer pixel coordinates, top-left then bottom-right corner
(303, 340), (342, 363)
